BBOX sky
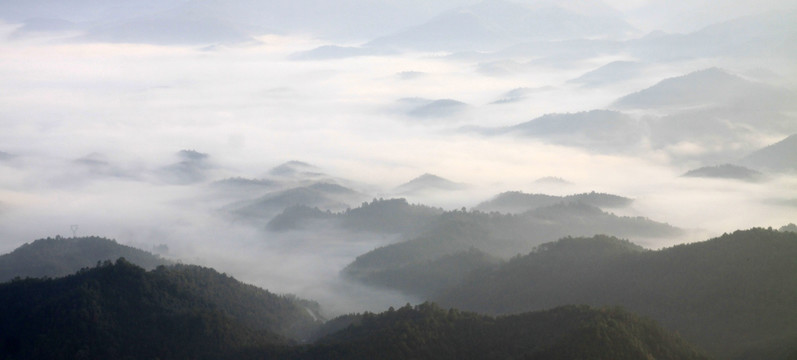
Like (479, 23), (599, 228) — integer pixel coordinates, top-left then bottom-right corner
(604, 0), (797, 32)
(0, 0), (795, 314)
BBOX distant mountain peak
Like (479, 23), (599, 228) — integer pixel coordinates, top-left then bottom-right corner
(611, 67), (793, 111)
(739, 134), (797, 172)
(268, 160), (323, 177)
(682, 163), (764, 182)
(395, 173), (467, 194)
(177, 149), (209, 161)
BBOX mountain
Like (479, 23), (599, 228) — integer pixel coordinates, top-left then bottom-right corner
(303, 303), (708, 360)
(397, 98), (468, 119)
(0, 258), (709, 359)
(644, 107), (797, 164)
(490, 87), (543, 104)
(627, 10), (797, 62)
(0, 236), (170, 282)
(739, 134), (797, 172)
(267, 160), (325, 179)
(498, 110), (645, 152)
(267, 198), (444, 235)
(568, 60), (647, 87)
(0, 259), (322, 359)
(345, 248), (501, 298)
(393, 173), (467, 195)
(534, 176), (572, 185)
(366, 0), (636, 52)
(439, 229), (797, 360)
(157, 149), (214, 185)
(0, 0), (488, 44)
(475, 190), (632, 214)
(71, 153), (136, 180)
(612, 68), (796, 111)
(231, 182), (365, 221)
(344, 203), (681, 298)
(290, 45), (396, 60)
(210, 177), (281, 199)
(682, 164), (764, 182)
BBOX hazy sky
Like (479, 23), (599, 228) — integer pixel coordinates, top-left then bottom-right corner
(604, 0), (797, 32)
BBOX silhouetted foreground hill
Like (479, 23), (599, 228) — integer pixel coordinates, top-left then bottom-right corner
(0, 259), (321, 360)
(0, 236), (170, 282)
(295, 303), (708, 360)
(0, 260), (710, 360)
(438, 229), (797, 360)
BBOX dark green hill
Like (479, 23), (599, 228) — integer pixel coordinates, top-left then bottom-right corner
(438, 229), (797, 360)
(349, 248), (501, 298)
(0, 259), (322, 360)
(475, 190), (632, 213)
(296, 303), (708, 360)
(0, 236), (170, 282)
(268, 198), (444, 234)
(344, 204), (680, 298)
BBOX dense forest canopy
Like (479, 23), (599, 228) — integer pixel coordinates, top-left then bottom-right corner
(438, 228), (797, 360)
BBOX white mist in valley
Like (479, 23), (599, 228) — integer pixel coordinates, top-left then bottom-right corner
(0, 0), (795, 316)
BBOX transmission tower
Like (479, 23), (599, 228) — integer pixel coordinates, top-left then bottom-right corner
(70, 225), (79, 238)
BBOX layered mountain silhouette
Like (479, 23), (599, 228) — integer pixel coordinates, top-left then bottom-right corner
(481, 110), (645, 152)
(344, 203), (681, 297)
(682, 164), (764, 182)
(0, 260), (709, 360)
(393, 173), (467, 195)
(0, 258), (322, 359)
(475, 191), (632, 214)
(304, 303), (708, 360)
(231, 181), (366, 221)
(267, 198), (443, 235)
(438, 229), (797, 360)
(0, 236), (170, 282)
(740, 134), (797, 173)
(612, 67), (795, 111)
(157, 149), (215, 185)
(568, 60), (647, 87)
(366, 0), (636, 52)
(398, 98), (469, 119)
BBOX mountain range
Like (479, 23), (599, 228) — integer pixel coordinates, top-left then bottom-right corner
(0, 258), (709, 360)
(0, 236), (170, 282)
(343, 202), (681, 297)
(438, 228), (797, 360)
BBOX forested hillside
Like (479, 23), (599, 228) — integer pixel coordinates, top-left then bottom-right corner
(474, 190), (632, 213)
(0, 258), (712, 360)
(0, 236), (170, 282)
(295, 303), (709, 360)
(345, 204), (680, 297)
(438, 228), (797, 360)
(268, 198), (444, 235)
(0, 259), (322, 360)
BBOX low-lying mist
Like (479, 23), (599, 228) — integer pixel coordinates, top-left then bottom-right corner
(0, 20), (795, 316)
